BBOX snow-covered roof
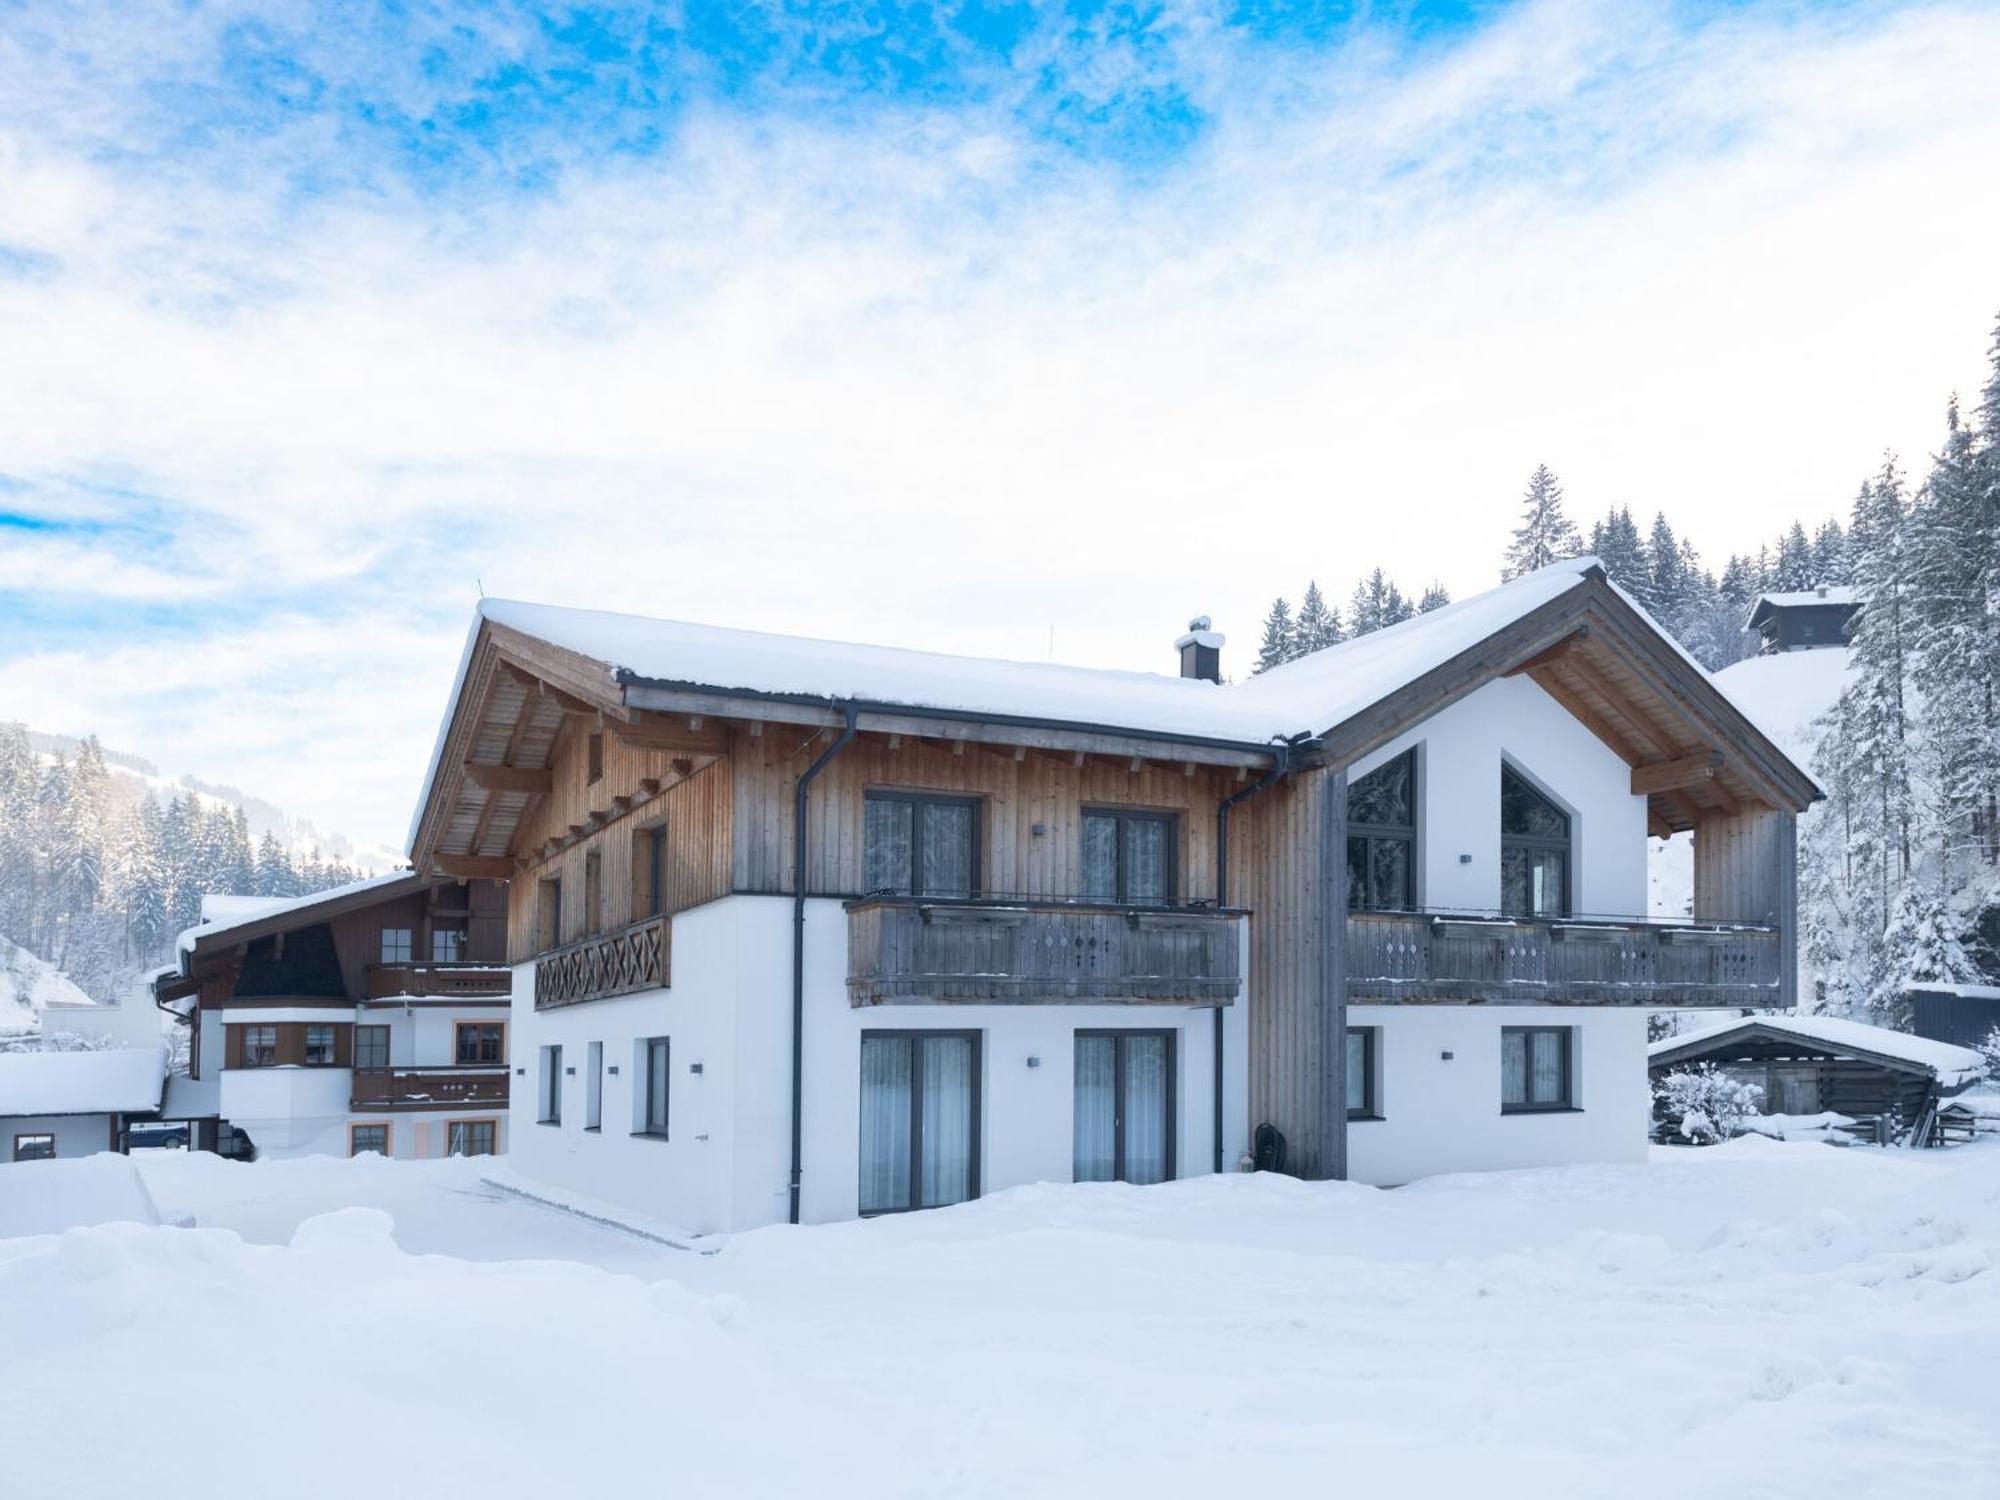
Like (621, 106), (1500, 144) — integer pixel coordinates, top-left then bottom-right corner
(1753, 587), (1859, 610)
(1651, 1013), (1986, 1089)
(0, 1046), (168, 1116)
(1904, 981), (2000, 1001)
(174, 869), (421, 958)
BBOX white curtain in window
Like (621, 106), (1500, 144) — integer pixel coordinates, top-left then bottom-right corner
(859, 1037), (913, 1212)
(920, 803), (974, 898)
(864, 799), (913, 894)
(1073, 1035), (1116, 1181)
(1501, 1031), (1527, 1106)
(1123, 820), (1168, 905)
(1531, 1031), (1565, 1104)
(918, 1035), (974, 1207)
(1081, 816), (1118, 901)
(1345, 1031), (1369, 1113)
(1120, 1035), (1169, 1185)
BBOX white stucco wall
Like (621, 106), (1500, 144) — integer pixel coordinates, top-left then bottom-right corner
(506, 894), (1251, 1234)
(1349, 674), (1651, 919)
(2, 1113), (116, 1161)
(1345, 1005), (1650, 1185)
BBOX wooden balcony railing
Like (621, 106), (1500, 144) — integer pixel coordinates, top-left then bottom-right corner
(846, 898), (1242, 1007)
(365, 962), (512, 1000)
(1345, 910), (1782, 1007)
(349, 1066), (510, 1111)
(533, 915), (670, 1010)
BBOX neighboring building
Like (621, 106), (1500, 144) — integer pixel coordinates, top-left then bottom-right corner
(1747, 586), (1860, 654)
(404, 557), (1817, 1232)
(1906, 982), (2000, 1049)
(1649, 1013), (1984, 1145)
(152, 873), (512, 1160)
(0, 1046), (167, 1163)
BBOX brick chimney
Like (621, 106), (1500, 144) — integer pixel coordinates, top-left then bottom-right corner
(1176, 616), (1224, 683)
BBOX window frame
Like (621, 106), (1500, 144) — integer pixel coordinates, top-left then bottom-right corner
(862, 790), (983, 899)
(303, 1023), (338, 1067)
(447, 1118), (497, 1157)
(431, 927), (464, 963)
(353, 1024), (391, 1071)
(634, 1036), (671, 1139)
(858, 1029), (982, 1216)
(538, 1044), (563, 1126)
(348, 1122), (392, 1157)
(454, 1022), (505, 1066)
(634, 822), (668, 919)
(1499, 763), (1572, 920)
(379, 927), (414, 965)
(587, 728), (605, 785)
(1072, 1028), (1177, 1184)
(1500, 1025), (1576, 1113)
(583, 849), (603, 936)
(1347, 748), (1418, 911)
(240, 1024), (279, 1068)
(1080, 808), (1180, 906)
(1346, 1025), (1381, 1120)
(13, 1132), (56, 1162)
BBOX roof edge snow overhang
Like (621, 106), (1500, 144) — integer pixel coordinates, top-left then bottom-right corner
(166, 871), (433, 982)
(1648, 1020), (1975, 1090)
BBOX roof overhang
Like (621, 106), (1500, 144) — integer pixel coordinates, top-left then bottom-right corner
(1648, 1021), (1946, 1080)
(170, 872), (433, 978)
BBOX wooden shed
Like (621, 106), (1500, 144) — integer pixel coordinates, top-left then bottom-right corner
(1647, 1013), (1985, 1146)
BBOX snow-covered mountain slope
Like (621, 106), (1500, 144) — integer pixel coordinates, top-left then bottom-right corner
(0, 939), (99, 1036)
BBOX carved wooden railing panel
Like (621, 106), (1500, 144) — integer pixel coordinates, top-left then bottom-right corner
(847, 900), (1241, 1007)
(1345, 911), (1780, 1007)
(533, 916), (669, 1010)
(349, 1066), (511, 1110)
(365, 963), (512, 1000)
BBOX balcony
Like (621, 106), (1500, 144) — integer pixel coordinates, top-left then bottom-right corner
(846, 897), (1243, 1007)
(350, 1066), (511, 1111)
(534, 915), (670, 1010)
(365, 962), (512, 1001)
(1345, 910), (1781, 1008)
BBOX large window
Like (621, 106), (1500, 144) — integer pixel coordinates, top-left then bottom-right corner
(1081, 810), (1176, 906)
(380, 928), (414, 964)
(1347, 750), (1417, 910)
(455, 1023), (504, 1065)
(13, 1133), (55, 1162)
(432, 928), (464, 963)
(349, 1123), (390, 1156)
(636, 1036), (670, 1138)
(1501, 1026), (1574, 1112)
(1501, 766), (1570, 918)
(539, 1045), (563, 1125)
(448, 1119), (497, 1156)
(354, 1025), (390, 1070)
(240, 1025), (278, 1068)
(1346, 1027), (1379, 1119)
(585, 1041), (604, 1131)
(1073, 1031), (1174, 1185)
(859, 1031), (980, 1214)
(863, 792), (979, 899)
(303, 1024), (338, 1066)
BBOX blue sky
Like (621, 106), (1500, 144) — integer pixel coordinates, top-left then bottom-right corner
(2, 0), (1997, 853)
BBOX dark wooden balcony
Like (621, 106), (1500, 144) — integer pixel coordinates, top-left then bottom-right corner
(1345, 910), (1782, 1007)
(534, 915), (670, 1010)
(846, 898), (1243, 1007)
(350, 1066), (510, 1111)
(364, 962), (512, 1001)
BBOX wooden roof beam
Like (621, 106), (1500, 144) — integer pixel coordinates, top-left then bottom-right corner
(1505, 628), (1589, 677)
(432, 855), (515, 881)
(611, 713), (730, 756)
(1631, 751), (1725, 797)
(464, 763), (553, 794)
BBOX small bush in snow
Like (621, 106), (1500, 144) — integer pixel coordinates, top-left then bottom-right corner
(1655, 1064), (1763, 1145)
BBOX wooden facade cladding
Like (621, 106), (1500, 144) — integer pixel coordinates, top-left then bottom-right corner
(363, 963), (512, 1000)
(846, 899), (1243, 1006)
(223, 1022), (353, 1069)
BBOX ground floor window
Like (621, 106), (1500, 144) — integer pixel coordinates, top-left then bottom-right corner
(13, 1133), (55, 1162)
(349, 1123), (390, 1156)
(1502, 1026), (1574, 1112)
(448, 1119), (497, 1156)
(859, 1031), (980, 1214)
(635, 1036), (670, 1138)
(539, 1045), (563, 1125)
(1346, 1027), (1379, 1118)
(1073, 1031), (1174, 1185)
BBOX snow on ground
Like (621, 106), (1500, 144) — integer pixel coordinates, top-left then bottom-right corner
(0, 937), (100, 1035)
(6, 1143), (1999, 1498)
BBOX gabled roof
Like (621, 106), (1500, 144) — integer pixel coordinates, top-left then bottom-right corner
(408, 558), (1822, 867)
(0, 1046), (169, 1116)
(1747, 587), (1860, 629)
(1650, 1013), (1985, 1091)
(168, 870), (426, 971)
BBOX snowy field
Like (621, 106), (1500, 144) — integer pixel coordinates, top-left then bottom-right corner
(6, 1142), (1999, 1499)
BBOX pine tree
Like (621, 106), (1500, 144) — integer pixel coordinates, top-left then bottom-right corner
(1502, 465), (1581, 581)
(1811, 519), (1850, 586)
(1416, 583), (1451, 613)
(1253, 597), (1296, 674)
(1295, 582), (1343, 655)
(1772, 522), (1814, 590)
(1348, 569), (1409, 637)
(1844, 455), (1916, 931)
(1588, 507), (1651, 607)
(124, 798), (169, 956)
(1645, 514), (1685, 627)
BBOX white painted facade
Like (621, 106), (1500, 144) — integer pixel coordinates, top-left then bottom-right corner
(508, 895), (1249, 1234)
(3, 1112), (117, 1162)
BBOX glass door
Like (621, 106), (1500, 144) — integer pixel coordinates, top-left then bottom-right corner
(1074, 1031), (1174, 1185)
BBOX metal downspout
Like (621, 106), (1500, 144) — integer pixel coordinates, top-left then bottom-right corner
(1211, 741), (1293, 1173)
(790, 703), (860, 1225)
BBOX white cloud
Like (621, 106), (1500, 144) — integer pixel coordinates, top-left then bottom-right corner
(2, 0), (1998, 846)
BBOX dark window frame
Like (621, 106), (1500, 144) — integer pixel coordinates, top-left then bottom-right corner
(380, 927), (414, 964)
(1347, 749), (1418, 911)
(638, 822), (667, 919)
(539, 1044), (563, 1125)
(1346, 1025), (1381, 1120)
(455, 1022), (505, 1066)
(1500, 1025), (1576, 1113)
(1080, 809), (1180, 906)
(858, 1029), (982, 1216)
(537, 878), (562, 952)
(354, 1025), (390, 1070)
(431, 927), (464, 963)
(587, 728), (605, 785)
(1073, 1028), (1177, 1184)
(862, 790), (983, 899)
(13, 1132), (56, 1162)
(635, 1036), (671, 1138)
(1500, 763), (1572, 920)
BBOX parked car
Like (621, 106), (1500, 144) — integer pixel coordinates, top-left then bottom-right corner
(127, 1122), (189, 1150)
